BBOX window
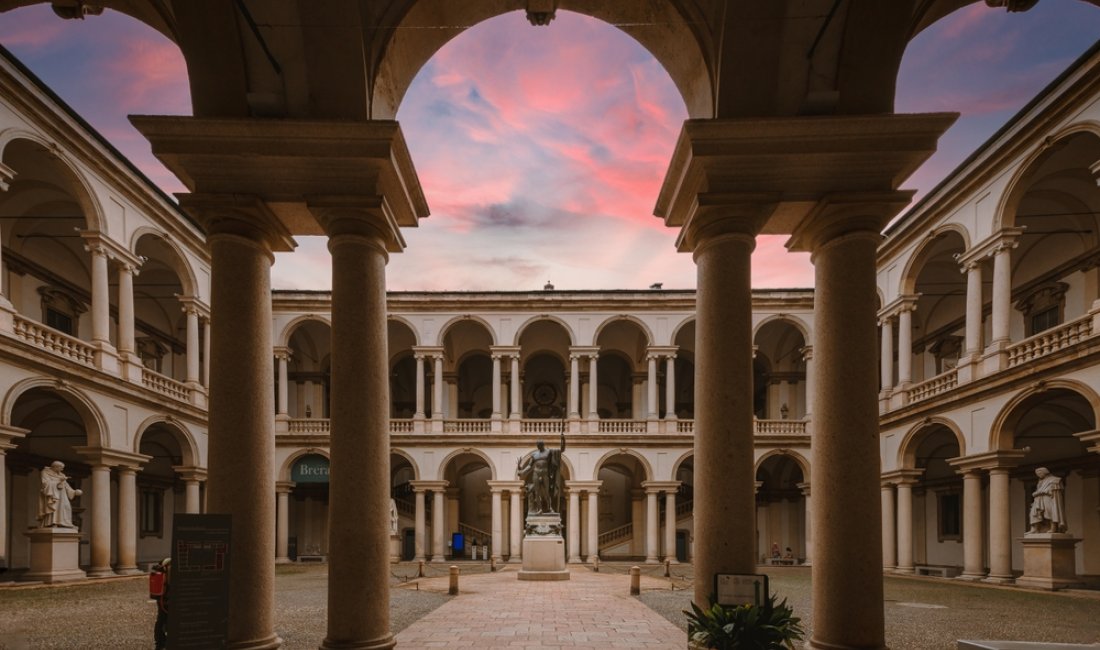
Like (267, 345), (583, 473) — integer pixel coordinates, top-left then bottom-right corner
(937, 491), (961, 542)
(45, 308), (74, 335)
(37, 286), (85, 336)
(1016, 281), (1067, 337)
(1031, 307), (1059, 335)
(140, 488), (164, 537)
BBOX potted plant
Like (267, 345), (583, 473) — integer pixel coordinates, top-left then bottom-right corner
(684, 594), (805, 650)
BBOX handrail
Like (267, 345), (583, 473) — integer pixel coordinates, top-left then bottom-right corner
(141, 367), (190, 402)
(443, 419), (491, 433)
(287, 418), (330, 434)
(598, 521), (633, 548)
(755, 419), (808, 435)
(12, 315), (95, 367)
(520, 419), (569, 434)
(1008, 315), (1093, 367)
(908, 369), (958, 403)
(596, 419), (648, 433)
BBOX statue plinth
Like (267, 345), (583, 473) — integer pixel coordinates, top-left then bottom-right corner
(22, 527), (86, 583)
(389, 534), (401, 563)
(518, 513), (569, 581)
(1016, 533), (1081, 590)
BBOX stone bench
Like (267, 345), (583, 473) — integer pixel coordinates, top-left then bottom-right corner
(915, 564), (959, 577)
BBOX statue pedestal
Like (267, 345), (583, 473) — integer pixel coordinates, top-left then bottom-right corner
(389, 534), (401, 563)
(1016, 533), (1081, 590)
(518, 514), (569, 581)
(22, 527), (86, 583)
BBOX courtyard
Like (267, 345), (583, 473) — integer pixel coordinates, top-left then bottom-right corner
(1, 563), (1098, 649)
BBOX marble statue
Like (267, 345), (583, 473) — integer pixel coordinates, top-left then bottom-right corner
(517, 433), (566, 515)
(38, 461), (82, 529)
(389, 498), (398, 536)
(1028, 467), (1067, 534)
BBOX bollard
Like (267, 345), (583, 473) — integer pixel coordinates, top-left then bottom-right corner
(490, 556), (496, 572)
(630, 566), (640, 595)
(594, 556), (600, 572)
(417, 560), (424, 578)
(664, 558), (671, 577)
(449, 565), (459, 596)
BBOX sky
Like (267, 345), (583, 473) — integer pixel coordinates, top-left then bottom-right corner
(0, 3), (1098, 291)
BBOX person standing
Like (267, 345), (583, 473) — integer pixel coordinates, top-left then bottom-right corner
(150, 557), (172, 650)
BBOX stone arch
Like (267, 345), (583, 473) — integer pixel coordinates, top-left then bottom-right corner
(513, 314), (576, 347)
(369, 1), (712, 120)
(989, 379), (1100, 452)
(389, 447), (421, 481)
(591, 315), (654, 348)
(671, 450), (694, 481)
(278, 314), (333, 347)
(752, 314), (811, 343)
(129, 226), (200, 298)
(897, 416), (967, 469)
(670, 316), (695, 347)
(993, 123), (1100, 232)
(592, 448), (653, 482)
(0, 130), (106, 233)
(133, 415), (200, 467)
(436, 447), (497, 482)
(279, 447), (331, 482)
(436, 314), (497, 347)
(755, 448), (811, 483)
(899, 224), (971, 296)
(2, 377), (108, 448)
(387, 315), (421, 347)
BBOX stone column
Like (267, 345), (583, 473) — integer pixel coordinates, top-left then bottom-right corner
(510, 355), (522, 419)
(117, 262), (137, 360)
(991, 243), (1014, 347)
(800, 483), (813, 565)
(964, 261), (983, 358)
(0, 428), (26, 567)
(587, 487), (600, 562)
(275, 482), (292, 564)
(490, 486), (504, 562)
(432, 356), (444, 420)
(646, 354), (659, 419)
(587, 354), (599, 419)
(414, 354), (426, 420)
(510, 487), (522, 562)
(664, 489), (678, 563)
(881, 482), (897, 570)
(564, 352), (578, 419)
(184, 476), (203, 514)
(567, 487), (581, 563)
(275, 348), (290, 418)
(87, 242), (111, 346)
(116, 466), (139, 574)
(198, 208), (284, 650)
(879, 315), (894, 394)
(897, 304), (913, 390)
(413, 488), (426, 562)
(202, 318), (211, 387)
(184, 302), (201, 384)
(961, 469), (984, 579)
(986, 467), (1015, 583)
(801, 347), (814, 419)
(691, 225), (758, 607)
(664, 354), (677, 420)
(491, 353), (503, 421)
(645, 487), (659, 564)
(896, 479), (916, 574)
(87, 463), (113, 577)
(432, 489), (445, 562)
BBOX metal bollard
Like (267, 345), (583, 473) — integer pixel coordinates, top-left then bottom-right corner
(630, 566), (640, 595)
(449, 565), (459, 595)
(417, 560), (424, 578)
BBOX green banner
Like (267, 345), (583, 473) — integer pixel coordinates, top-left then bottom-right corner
(291, 454), (330, 483)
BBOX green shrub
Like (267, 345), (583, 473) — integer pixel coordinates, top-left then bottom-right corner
(683, 594), (805, 650)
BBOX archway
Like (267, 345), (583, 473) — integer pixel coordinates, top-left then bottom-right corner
(753, 319), (808, 420)
(285, 320), (332, 419)
(898, 423), (965, 572)
(755, 453), (807, 563)
(594, 451), (650, 560)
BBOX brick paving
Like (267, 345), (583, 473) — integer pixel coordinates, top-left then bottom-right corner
(394, 565), (686, 649)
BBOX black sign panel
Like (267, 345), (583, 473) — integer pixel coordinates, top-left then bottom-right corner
(167, 514), (231, 649)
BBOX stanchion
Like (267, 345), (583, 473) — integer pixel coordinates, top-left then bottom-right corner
(417, 560), (424, 578)
(630, 566), (640, 595)
(449, 565), (459, 595)
(664, 558), (670, 577)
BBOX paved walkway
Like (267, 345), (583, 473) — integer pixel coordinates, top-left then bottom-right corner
(394, 565), (686, 649)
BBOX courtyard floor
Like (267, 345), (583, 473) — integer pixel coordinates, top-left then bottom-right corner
(0, 562), (1098, 649)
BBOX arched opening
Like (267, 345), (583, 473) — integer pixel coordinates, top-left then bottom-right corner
(135, 422), (190, 566)
(516, 318), (571, 419)
(390, 452), (417, 560)
(286, 452), (330, 561)
(133, 233), (194, 383)
(755, 453), (807, 564)
(286, 320), (331, 419)
(441, 319), (494, 422)
(442, 452), (492, 558)
(900, 424), (964, 572)
(753, 319), (808, 420)
(387, 319), (421, 419)
(904, 230), (969, 387)
(673, 454), (695, 562)
(594, 452), (649, 560)
(672, 320), (696, 419)
(595, 318), (650, 419)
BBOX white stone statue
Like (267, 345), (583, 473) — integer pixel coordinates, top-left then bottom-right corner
(1027, 467), (1067, 534)
(389, 498), (398, 536)
(38, 461), (82, 529)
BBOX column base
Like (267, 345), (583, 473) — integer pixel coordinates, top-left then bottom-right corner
(665, 558), (680, 565)
(319, 637), (394, 650)
(276, 557), (292, 565)
(567, 557), (582, 564)
(956, 572), (986, 581)
(86, 567), (115, 578)
(645, 557), (659, 564)
(114, 566), (142, 575)
(894, 567), (914, 575)
(981, 574), (1015, 585)
(227, 632), (284, 650)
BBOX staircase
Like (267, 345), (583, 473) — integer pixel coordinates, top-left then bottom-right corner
(458, 522), (491, 550)
(598, 522), (633, 551)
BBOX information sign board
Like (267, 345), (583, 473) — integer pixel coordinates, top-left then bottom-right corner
(167, 514), (232, 649)
(714, 573), (769, 607)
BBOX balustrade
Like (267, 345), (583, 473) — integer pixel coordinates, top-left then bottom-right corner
(12, 315), (95, 366)
(141, 367), (190, 401)
(1008, 315), (1093, 367)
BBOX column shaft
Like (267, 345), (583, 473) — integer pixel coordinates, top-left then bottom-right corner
(510, 356), (521, 418)
(432, 357), (444, 419)
(491, 489), (503, 561)
(881, 484), (896, 569)
(645, 490), (659, 563)
(431, 490), (445, 561)
(118, 265), (135, 355)
(965, 263), (983, 356)
(185, 480), (201, 514)
(0, 451), (7, 566)
(664, 356), (677, 419)
(664, 491), (677, 563)
(898, 308), (912, 386)
(491, 356), (502, 419)
(587, 356), (599, 419)
(586, 490), (599, 562)
(323, 229), (393, 649)
(810, 229), (885, 649)
(414, 356), (425, 419)
(693, 232), (756, 607)
(205, 229), (279, 649)
(87, 464), (113, 576)
(896, 483), (914, 573)
(802, 489), (813, 565)
(962, 471), (984, 578)
(510, 490), (522, 561)
(414, 490), (426, 562)
(90, 247), (111, 344)
(880, 318), (894, 391)
(987, 469), (1013, 582)
(569, 355), (580, 418)
(992, 247), (1012, 345)
(185, 307), (200, 383)
(646, 356), (658, 419)
(276, 491), (290, 563)
(116, 467), (138, 573)
(277, 354), (289, 416)
(568, 489), (581, 563)
(202, 319), (211, 387)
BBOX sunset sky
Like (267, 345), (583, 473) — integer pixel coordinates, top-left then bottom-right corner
(1, 3), (1099, 291)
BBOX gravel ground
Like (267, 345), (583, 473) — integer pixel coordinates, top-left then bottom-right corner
(2, 562), (1099, 649)
(635, 564), (1100, 650)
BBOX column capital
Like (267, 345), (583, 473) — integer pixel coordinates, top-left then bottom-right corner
(0, 423), (29, 449)
(879, 294), (920, 319)
(79, 230), (143, 268)
(646, 346), (678, 358)
(487, 480), (524, 492)
(797, 481), (811, 496)
(947, 449), (1029, 472)
(799, 345), (813, 361)
(309, 198), (404, 254)
(179, 296), (211, 318)
(275, 481), (296, 494)
(273, 346), (293, 361)
(641, 480), (681, 493)
(957, 227), (1026, 266)
(409, 480), (448, 492)
(1073, 429), (1100, 455)
(0, 161), (15, 191)
(568, 346), (599, 358)
(74, 446), (151, 470)
(413, 345), (445, 359)
(489, 345), (521, 358)
(177, 194), (296, 254)
(565, 480), (602, 492)
(174, 465), (209, 482)
(880, 468), (924, 486)
(788, 191), (913, 255)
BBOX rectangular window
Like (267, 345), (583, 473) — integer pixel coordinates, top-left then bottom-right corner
(140, 488), (163, 538)
(937, 492), (961, 542)
(45, 308), (74, 336)
(1030, 307), (1059, 335)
